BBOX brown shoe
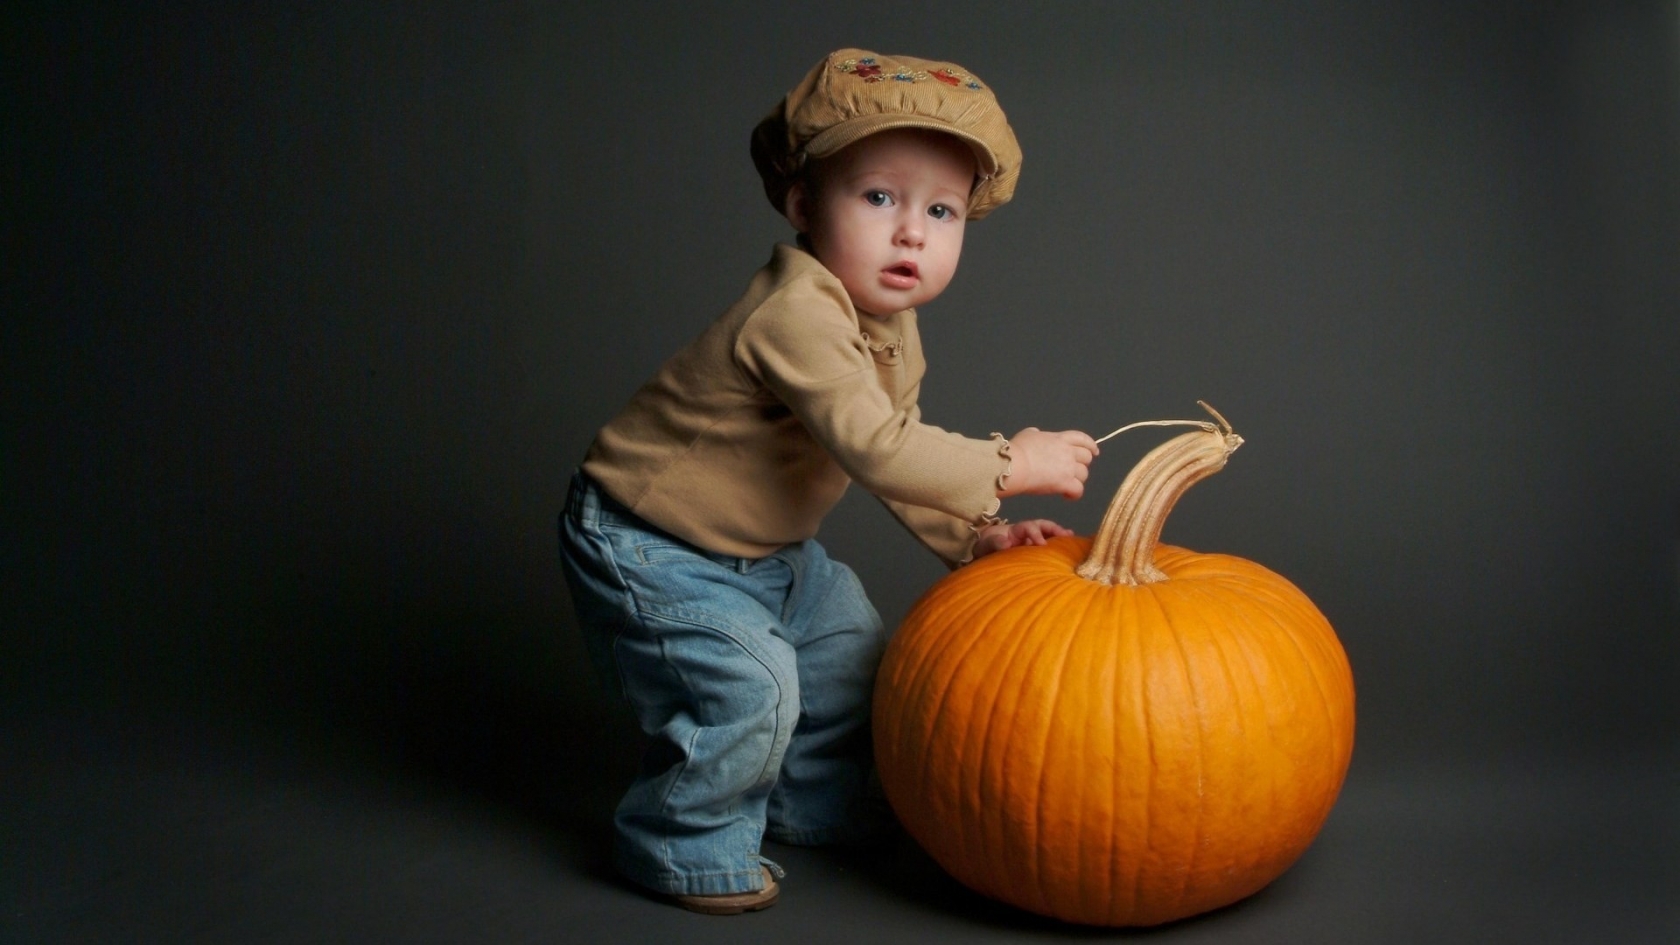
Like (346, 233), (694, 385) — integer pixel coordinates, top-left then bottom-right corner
(672, 866), (780, 915)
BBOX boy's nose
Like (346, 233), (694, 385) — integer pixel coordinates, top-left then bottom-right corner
(895, 216), (925, 248)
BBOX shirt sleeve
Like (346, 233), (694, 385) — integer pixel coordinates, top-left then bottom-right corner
(734, 278), (1006, 526)
(878, 495), (985, 570)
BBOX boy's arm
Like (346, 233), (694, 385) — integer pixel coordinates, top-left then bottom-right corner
(876, 495), (987, 570)
(737, 286), (1007, 527)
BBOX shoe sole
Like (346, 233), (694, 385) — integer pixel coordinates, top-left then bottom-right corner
(673, 889), (778, 915)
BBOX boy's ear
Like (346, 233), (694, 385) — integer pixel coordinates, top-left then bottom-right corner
(784, 181), (811, 233)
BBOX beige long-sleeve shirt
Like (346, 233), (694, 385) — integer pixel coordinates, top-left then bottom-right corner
(581, 243), (1008, 567)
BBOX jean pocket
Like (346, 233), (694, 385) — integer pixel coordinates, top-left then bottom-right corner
(633, 537), (707, 566)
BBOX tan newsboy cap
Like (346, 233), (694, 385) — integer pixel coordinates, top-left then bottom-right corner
(751, 48), (1022, 220)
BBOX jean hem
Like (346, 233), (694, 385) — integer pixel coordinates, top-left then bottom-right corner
(614, 849), (779, 897)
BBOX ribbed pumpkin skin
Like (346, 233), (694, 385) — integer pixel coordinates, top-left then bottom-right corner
(873, 535), (1355, 927)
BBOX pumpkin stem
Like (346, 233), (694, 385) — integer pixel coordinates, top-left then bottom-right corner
(1076, 403), (1243, 586)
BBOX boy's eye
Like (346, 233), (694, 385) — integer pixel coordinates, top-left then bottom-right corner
(864, 190), (892, 207)
(928, 204), (955, 221)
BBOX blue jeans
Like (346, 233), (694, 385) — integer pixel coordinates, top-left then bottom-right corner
(559, 471), (888, 896)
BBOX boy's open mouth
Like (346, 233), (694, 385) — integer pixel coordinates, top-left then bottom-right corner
(881, 261), (919, 288)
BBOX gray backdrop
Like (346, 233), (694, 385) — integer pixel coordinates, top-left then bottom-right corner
(7, 2), (1678, 942)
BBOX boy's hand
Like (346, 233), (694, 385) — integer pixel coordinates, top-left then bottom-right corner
(999, 427), (1099, 499)
(973, 519), (1076, 559)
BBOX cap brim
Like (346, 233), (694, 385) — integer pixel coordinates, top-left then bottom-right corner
(803, 114), (1001, 178)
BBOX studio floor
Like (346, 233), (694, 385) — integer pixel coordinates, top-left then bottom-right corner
(5, 706), (1675, 945)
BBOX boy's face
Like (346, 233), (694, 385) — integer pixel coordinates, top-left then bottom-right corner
(789, 129), (976, 318)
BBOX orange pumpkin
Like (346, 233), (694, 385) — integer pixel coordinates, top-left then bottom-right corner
(872, 414), (1355, 927)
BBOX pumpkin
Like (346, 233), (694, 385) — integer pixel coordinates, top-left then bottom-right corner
(872, 409), (1355, 927)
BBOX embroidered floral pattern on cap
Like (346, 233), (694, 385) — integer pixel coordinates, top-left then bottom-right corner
(834, 57), (985, 91)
